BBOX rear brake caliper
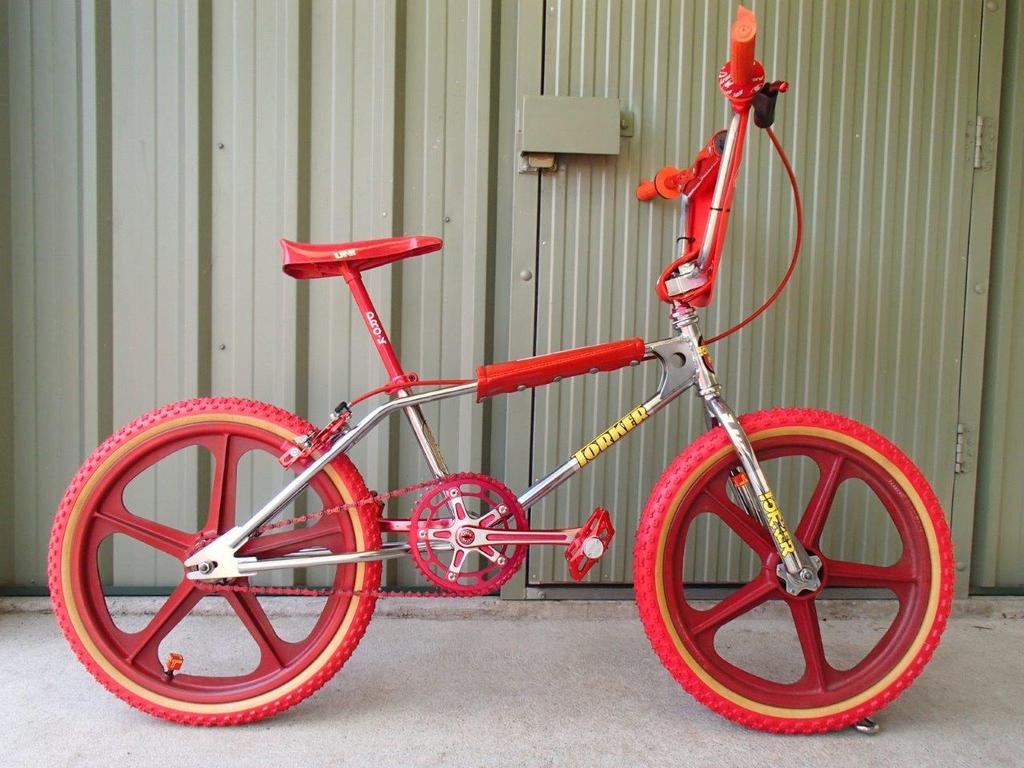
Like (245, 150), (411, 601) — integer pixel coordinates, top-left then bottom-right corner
(279, 401), (352, 468)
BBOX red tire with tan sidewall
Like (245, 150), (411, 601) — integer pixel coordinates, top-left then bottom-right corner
(48, 397), (381, 725)
(634, 408), (954, 733)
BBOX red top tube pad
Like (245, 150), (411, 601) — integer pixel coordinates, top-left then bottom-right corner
(476, 338), (647, 401)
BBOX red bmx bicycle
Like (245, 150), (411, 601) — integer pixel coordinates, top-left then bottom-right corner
(49, 6), (953, 733)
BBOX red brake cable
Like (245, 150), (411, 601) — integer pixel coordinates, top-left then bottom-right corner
(704, 126), (803, 345)
(348, 378), (472, 408)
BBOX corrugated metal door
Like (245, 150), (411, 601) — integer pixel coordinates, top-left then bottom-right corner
(527, 0), (984, 585)
(973, 0), (1024, 591)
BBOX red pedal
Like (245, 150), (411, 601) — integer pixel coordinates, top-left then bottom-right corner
(565, 507), (615, 581)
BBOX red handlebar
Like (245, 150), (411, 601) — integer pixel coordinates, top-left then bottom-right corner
(636, 166), (686, 202)
(636, 179), (658, 201)
(730, 5), (757, 88)
(637, 7), (762, 203)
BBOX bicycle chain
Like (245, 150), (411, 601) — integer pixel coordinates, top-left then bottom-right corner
(197, 473), (506, 600)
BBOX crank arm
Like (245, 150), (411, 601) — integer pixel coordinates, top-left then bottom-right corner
(426, 526), (580, 548)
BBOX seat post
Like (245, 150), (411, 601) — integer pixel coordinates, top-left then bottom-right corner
(339, 264), (407, 382)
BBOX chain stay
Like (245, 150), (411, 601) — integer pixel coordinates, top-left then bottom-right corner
(201, 475), (503, 600)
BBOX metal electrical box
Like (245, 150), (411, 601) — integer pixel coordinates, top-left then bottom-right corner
(520, 95), (621, 155)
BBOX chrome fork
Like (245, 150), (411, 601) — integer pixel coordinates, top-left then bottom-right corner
(672, 304), (821, 594)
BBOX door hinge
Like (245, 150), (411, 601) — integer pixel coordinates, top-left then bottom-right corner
(973, 116), (985, 169)
(954, 423), (967, 474)
(970, 115), (994, 170)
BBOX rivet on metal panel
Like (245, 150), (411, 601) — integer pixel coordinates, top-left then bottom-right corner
(520, 269), (533, 281)
(444, 216), (451, 223)
(619, 111), (635, 137)
(218, 344), (226, 351)
(956, 561), (967, 572)
(973, 284), (986, 294)
(985, 1), (999, 12)
(216, 142), (224, 149)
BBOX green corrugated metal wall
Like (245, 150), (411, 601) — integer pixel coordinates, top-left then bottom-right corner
(0, 0), (1019, 594)
(0, 0), (498, 590)
(973, 0), (1024, 590)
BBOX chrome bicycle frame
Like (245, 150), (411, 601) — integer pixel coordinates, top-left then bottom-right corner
(186, 105), (819, 594)
(185, 306), (819, 592)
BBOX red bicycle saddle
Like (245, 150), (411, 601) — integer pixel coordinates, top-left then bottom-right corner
(281, 235), (442, 279)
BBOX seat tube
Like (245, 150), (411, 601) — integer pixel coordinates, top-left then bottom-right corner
(340, 266), (450, 478)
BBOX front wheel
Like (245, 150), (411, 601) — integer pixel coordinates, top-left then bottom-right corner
(634, 408), (954, 733)
(48, 397), (381, 725)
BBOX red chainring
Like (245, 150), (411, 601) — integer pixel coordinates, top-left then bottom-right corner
(408, 473), (528, 595)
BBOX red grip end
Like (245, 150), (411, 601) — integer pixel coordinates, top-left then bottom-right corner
(731, 5), (757, 87)
(654, 166), (683, 200)
(636, 179), (658, 201)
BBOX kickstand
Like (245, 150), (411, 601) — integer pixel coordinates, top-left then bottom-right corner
(852, 716), (880, 735)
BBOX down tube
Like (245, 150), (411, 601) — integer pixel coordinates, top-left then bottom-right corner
(517, 382), (693, 511)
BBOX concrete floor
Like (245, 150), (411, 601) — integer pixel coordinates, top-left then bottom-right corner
(2, 598), (1021, 768)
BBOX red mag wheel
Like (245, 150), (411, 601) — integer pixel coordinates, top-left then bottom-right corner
(409, 473), (527, 595)
(48, 398), (381, 725)
(634, 408), (954, 733)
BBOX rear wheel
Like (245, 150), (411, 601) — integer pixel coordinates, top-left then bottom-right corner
(48, 397), (381, 725)
(634, 408), (954, 733)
